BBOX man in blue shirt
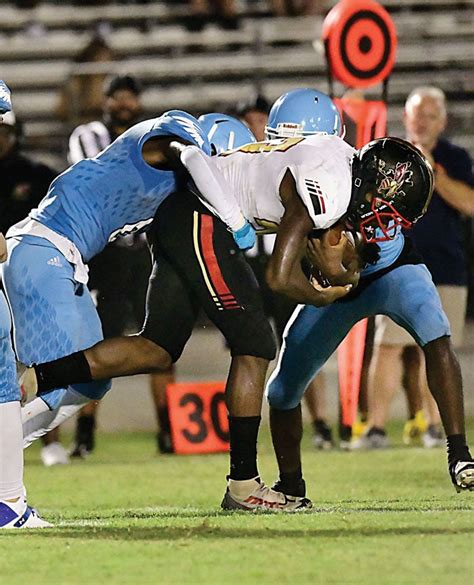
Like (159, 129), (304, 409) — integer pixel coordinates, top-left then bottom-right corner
(362, 86), (474, 449)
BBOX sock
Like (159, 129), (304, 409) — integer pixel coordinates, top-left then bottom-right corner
(35, 351), (92, 394)
(75, 415), (96, 451)
(368, 426), (386, 437)
(277, 467), (305, 497)
(157, 406), (171, 435)
(0, 402), (24, 501)
(313, 418), (332, 440)
(228, 415), (261, 481)
(447, 434), (471, 467)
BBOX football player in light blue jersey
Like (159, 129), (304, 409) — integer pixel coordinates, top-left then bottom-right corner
(264, 88), (473, 497)
(265, 88), (343, 138)
(16, 114), (256, 440)
(0, 82), (52, 528)
(4, 111), (213, 409)
(30, 112), (210, 262)
(198, 112), (256, 154)
(5, 109), (255, 409)
(1, 108), (260, 525)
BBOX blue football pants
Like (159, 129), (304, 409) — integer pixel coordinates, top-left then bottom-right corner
(3, 236), (111, 407)
(266, 264), (451, 410)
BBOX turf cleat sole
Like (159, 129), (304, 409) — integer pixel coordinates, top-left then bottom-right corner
(455, 467), (474, 492)
(221, 477), (312, 512)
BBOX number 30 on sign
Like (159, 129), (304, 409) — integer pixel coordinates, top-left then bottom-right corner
(167, 382), (229, 454)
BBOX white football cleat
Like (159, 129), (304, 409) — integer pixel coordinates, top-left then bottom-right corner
(422, 425), (444, 449)
(351, 428), (390, 450)
(221, 476), (312, 512)
(41, 442), (70, 467)
(0, 498), (52, 529)
(452, 461), (474, 492)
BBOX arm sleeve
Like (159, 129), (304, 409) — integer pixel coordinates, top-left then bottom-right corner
(180, 146), (246, 232)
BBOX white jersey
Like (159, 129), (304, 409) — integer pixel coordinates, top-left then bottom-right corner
(213, 134), (355, 233)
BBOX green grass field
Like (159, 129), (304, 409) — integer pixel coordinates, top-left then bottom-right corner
(1, 423), (473, 585)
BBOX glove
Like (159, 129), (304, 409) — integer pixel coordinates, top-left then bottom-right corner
(232, 221), (256, 251)
(0, 81), (12, 115)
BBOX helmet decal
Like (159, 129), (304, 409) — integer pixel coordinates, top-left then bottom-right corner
(349, 137), (435, 243)
(377, 160), (414, 198)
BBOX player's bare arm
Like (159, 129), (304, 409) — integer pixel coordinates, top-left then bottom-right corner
(265, 169), (352, 307)
(0, 233), (7, 263)
(141, 135), (189, 170)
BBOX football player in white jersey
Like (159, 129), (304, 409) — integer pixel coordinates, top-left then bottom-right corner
(23, 122), (433, 511)
(265, 89), (474, 498)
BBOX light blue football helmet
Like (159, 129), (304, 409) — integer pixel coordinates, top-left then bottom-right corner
(198, 113), (256, 154)
(265, 88), (342, 139)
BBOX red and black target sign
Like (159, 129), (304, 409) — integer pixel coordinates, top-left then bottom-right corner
(322, 0), (397, 88)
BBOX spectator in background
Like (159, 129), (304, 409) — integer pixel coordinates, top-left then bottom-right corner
(68, 74), (143, 162)
(66, 75), (175, 457)
(56, 35), (114, 127)
(0, 110), (66, 466)
(187, 0), (239, 31)
(237, 94), (271, 142)
(360, 86), (474, 449)
(270, 0), (326, 17)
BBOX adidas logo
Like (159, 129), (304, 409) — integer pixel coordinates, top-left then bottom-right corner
(47, 256), (63, 268)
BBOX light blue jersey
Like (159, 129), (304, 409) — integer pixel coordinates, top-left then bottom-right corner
(30, 111), (210, 261)
(361, 229), (404, 276)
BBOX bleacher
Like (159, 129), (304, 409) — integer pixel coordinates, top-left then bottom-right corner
(0, 0), (472, 167)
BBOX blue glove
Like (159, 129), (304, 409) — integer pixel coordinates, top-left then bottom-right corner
(233, 221), (256, 251)
(0, 81), (12, 114)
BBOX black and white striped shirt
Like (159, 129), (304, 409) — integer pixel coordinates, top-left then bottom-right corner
(68, 120), (111, 164)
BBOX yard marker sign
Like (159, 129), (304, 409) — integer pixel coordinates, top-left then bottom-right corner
(167, 381), (229, 454)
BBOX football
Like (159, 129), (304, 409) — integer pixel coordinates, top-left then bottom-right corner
(309, 224), (359, 289)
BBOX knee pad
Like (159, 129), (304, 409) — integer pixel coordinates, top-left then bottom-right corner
(37, 387), (68, 410)
(266, 378), (301, 411)
(73, 379), (112, 401)
(37, 379), (111, 408)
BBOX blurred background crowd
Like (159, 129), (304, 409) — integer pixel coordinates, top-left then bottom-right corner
(0, 0), (472, 464)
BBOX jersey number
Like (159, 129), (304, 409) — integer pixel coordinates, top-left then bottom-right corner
(221, 137), (304, 156)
